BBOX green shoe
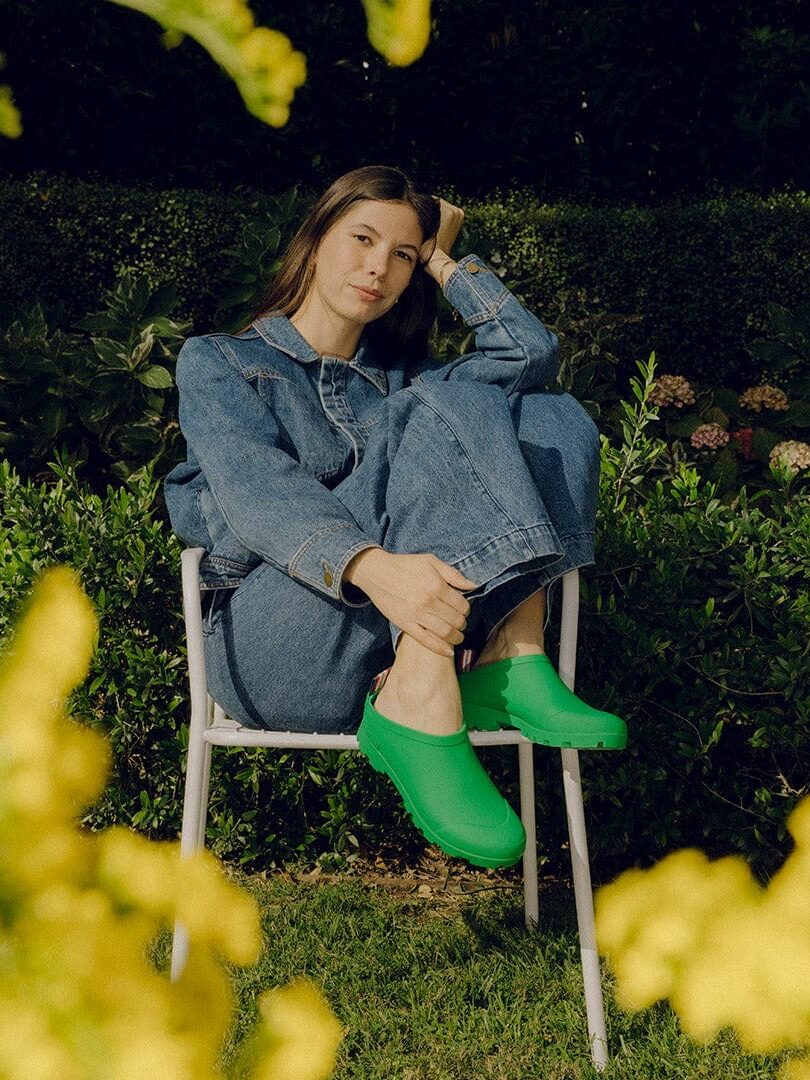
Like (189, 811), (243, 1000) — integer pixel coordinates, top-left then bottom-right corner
(357, 688), (526, 869)
(459, 654), (627, 750)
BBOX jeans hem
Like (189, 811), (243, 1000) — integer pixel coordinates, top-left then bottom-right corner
(387, 524), (579, 655)
(478, 531), (596, 645)
(452, 521), (565, 588)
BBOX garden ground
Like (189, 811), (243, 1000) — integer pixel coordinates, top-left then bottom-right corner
(154, 849), (788, 1079)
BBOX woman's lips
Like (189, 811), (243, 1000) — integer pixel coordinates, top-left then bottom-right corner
(352, 285), (383, 301)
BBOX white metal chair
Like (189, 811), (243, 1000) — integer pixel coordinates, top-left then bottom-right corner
(170, 546), (609, 1069)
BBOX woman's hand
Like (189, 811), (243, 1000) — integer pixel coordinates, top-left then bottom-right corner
(421, 197), (465, 286)
(344, 548), (477, 657)
(433, 197), (465, 256)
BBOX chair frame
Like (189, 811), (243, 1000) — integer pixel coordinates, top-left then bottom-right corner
(170, 546), (609, 1070)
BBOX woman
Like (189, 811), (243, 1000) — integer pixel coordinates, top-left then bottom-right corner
(164, 165), (626, 871)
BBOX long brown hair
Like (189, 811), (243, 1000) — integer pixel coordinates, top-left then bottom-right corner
(236, 166), (441, 368)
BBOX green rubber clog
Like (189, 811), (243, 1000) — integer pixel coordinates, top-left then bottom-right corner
(357, 688), (526, 869)
(459, 654), (627, 750)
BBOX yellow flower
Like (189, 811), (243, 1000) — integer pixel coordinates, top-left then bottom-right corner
(239, 26), (291, 69)
(0, 85), (22, 139)
(252, 977), (344, 1080)
(598, 794), (810, 1067)
(111, 0), (307, 127)
(783, 1056), (810, 1080)
(0, 567), (343, 1078)
(361, 0), (432, 66)
(0, 565), (97, 712)
(175, 847), (263, 965)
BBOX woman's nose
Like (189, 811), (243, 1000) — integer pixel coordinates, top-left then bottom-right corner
(366, 249), (390, 277)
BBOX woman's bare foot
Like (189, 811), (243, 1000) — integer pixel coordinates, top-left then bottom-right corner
(473, 587), (546, 669)
(374, 633), (463, 735)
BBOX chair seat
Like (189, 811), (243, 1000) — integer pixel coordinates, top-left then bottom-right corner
(205, 709), (530, 748)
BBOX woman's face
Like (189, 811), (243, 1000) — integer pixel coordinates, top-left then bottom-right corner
(306, 199), (424, 326)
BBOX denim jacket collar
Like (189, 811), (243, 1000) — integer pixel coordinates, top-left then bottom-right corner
(252, 312), (389, 395)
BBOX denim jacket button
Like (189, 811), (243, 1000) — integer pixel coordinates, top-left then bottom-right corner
(322, 564), (334, 587)
(467, 263), (481, 274)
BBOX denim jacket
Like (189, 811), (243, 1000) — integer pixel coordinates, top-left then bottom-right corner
(163, 254), (560, 607)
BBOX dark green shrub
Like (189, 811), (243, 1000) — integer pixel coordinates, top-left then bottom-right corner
(0, 274), (188, 486)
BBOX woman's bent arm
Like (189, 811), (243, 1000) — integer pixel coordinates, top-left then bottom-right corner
(413, 254), (560, 394)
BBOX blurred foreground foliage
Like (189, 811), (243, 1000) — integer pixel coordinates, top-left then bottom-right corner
(0, 564), (343, 1079)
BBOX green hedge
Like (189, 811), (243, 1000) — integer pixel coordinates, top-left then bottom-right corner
(1, 362), (807, 878)
(2, 174), (809, 390)
(475, 187), (810, 389)
(0, 174), (247, 332)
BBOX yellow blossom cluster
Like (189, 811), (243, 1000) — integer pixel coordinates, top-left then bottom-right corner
(595, 797), (810, 1077)
(360, 0), (432, 66)
(0, 52), (21, 138)
(0, 566), (343, 1080)
(110, 0), (306, 127)
(108, 0), (432, 130)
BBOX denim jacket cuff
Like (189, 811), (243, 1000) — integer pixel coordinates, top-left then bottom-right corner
(443, 254), (509, 324)
(289, 524), (380, 608)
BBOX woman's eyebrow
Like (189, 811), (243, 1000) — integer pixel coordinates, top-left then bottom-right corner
(351, 222), (420, 253)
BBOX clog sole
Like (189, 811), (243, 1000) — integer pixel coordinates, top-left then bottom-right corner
(463, 702), (627, 750)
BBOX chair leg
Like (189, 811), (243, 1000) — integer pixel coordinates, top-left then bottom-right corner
(170, 731), (212, 982)
(561, 747), (608, 1071)
(197, 740), (213, 848)
(518, 741), (539, 929)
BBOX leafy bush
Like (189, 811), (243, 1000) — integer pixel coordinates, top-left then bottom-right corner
(577, 355), (810, 879)
(0, 274), (188, 486)
(626, 301), (810, 498)
(3, 175), (809, 391)
(0, 455), (408, 869)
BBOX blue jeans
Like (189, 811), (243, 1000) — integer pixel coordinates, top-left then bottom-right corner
(201, 380), (601, 732)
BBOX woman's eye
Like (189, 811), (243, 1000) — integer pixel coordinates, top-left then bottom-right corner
(396, 251), (413, 262)
(354, 234), (371, 243)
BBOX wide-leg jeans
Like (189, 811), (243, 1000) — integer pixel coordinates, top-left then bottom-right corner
(201, 380), (601, 732)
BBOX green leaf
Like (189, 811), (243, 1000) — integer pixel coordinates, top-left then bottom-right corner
(783, 400), (810, 428)
(667, 416), (703, 437)
(745, 340), (796, 369)
(704, 406), (729, 427)
(751, 427), (782, 460)
(137, 366), (174, 389)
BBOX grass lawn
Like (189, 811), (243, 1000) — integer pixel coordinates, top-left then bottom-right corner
(155, 853), (789, 1079)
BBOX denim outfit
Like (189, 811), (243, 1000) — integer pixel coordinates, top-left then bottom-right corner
(164, 254), (601, 732)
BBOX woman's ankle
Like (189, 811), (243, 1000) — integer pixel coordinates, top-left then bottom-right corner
(473, 588), (547, 668)
(375, 635), (462, 733)
(473, 629), (544, 669)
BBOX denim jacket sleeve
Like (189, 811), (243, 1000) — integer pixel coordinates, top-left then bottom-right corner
(175, 336), (382, 607)
(412, 253), (559, 393)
